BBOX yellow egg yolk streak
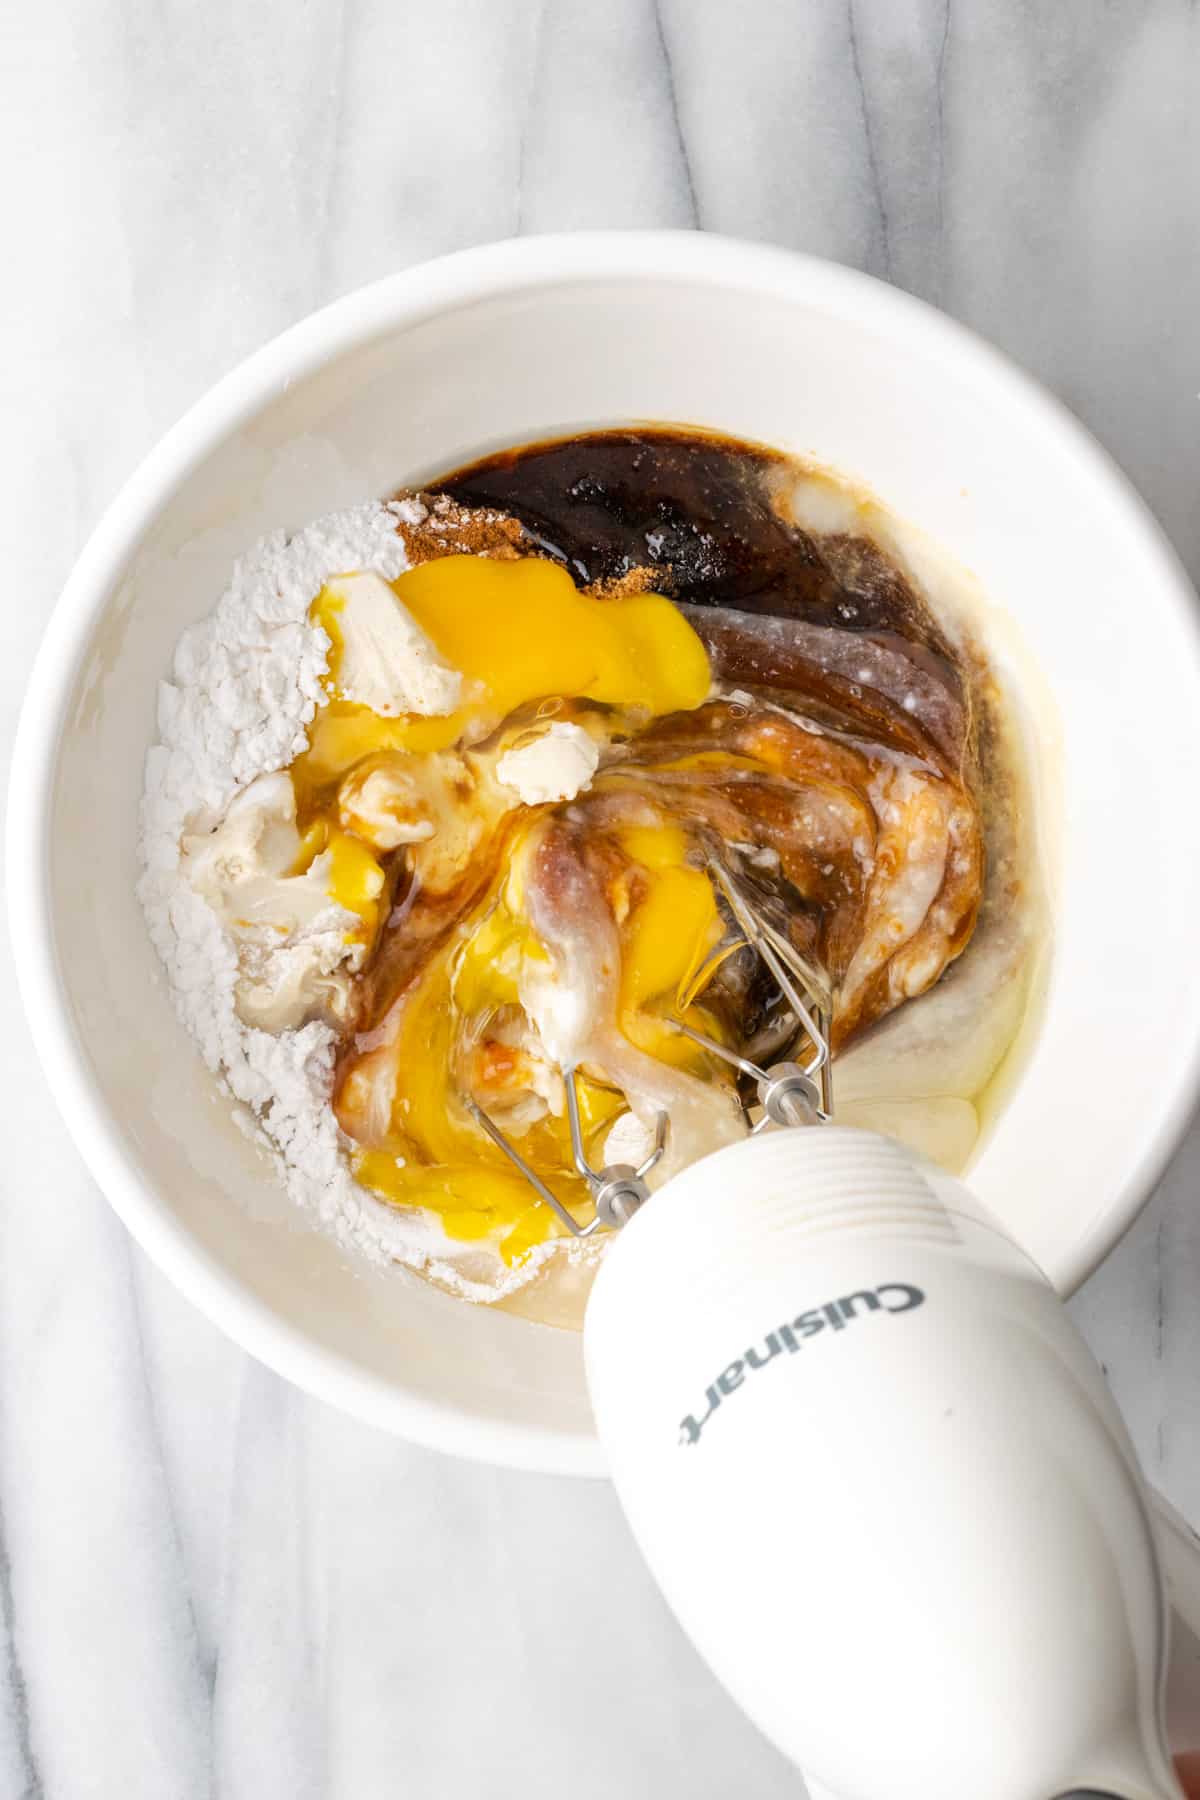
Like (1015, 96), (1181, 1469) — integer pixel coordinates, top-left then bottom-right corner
(300, 553), (710, 796)
(349, 817), (728, 1264)
(286, 548), (731, 1262)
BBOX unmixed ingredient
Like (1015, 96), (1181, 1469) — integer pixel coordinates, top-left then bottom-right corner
(139, 430), (1041, 1315)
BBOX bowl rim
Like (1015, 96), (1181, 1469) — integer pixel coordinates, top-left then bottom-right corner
(9, 229), (1200, 1475)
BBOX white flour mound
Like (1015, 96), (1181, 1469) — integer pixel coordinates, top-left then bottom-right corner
(137, 498), (557, 1301)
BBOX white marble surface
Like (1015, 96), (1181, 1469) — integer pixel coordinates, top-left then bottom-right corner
(3, 2), (1200, 1794)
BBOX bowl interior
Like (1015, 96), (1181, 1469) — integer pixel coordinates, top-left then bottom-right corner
(28, 243), (1200, 1471)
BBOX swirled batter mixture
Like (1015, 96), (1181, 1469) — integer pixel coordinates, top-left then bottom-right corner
(139, 429), (1044, 1321)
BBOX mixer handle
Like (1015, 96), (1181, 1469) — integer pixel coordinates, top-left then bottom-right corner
(585, 1127), (1185, 1800)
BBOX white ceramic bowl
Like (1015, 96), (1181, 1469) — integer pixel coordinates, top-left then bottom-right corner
(10, 233), (1200, 1475)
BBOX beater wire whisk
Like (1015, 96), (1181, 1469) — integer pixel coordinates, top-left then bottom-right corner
(672, 860), (833, 1131)
(463, 861), (833, 1234)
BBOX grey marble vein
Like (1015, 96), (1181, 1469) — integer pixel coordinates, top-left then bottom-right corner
(518, 0), (697, 232)
(3, 1), (1200, 1793)
(0, 1494), (40, 1800)
(845, 0), (893, 279)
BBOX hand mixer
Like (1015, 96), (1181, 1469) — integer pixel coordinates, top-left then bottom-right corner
(471, 865), (1183, 1800)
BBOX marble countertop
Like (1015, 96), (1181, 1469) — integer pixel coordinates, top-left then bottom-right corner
(3, 2), (1200, 1794)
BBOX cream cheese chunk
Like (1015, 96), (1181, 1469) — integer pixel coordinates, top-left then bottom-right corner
(184, 772), (334, 935)
(322, 570), (462, 717)
(496, 722), (600, 805)
(181, 770), (361, 1030)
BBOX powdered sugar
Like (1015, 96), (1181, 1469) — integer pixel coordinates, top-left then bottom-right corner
(137, 497), (547, 1302)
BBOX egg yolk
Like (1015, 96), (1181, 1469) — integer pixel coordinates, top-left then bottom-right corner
(292, 552), (728, 1262)
(615, 823), (726, 1061)
(289, 817), (386, 948)
(346, 849), (628, 1260)
(347, 819), (730, 1261)
(299, 553), (711, 792)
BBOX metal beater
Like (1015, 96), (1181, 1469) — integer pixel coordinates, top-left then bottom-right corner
(464, 860), (834, 1236)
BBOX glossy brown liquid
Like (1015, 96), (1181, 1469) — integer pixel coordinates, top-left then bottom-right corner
(441, 430), (971, 778)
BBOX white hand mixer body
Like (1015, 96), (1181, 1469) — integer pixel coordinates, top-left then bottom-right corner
(468, 862), (1179, 1796)
(584, 1127), (1182, 1800)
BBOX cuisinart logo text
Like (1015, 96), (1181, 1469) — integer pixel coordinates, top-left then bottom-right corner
(678, 1284), (926, 1447)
